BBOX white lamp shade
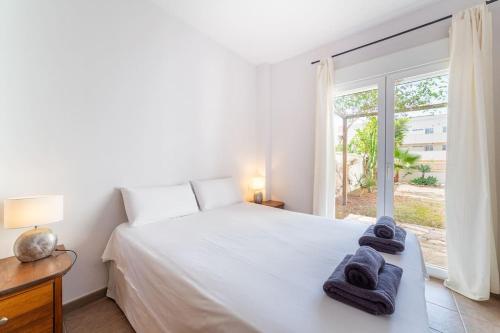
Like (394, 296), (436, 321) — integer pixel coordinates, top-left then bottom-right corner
(4, 195), (63, 229)
(250, 177), (265, 191)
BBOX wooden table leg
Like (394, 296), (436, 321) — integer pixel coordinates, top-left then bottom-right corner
(54, 276), (63, 333)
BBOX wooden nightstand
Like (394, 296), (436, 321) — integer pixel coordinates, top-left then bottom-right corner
(0, 245), (74, 333)
(260, 200), (285, 209)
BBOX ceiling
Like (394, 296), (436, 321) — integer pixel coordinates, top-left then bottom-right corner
(154, 0), (442, 64)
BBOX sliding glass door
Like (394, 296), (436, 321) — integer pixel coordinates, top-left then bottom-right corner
(334, 62), (449, 273)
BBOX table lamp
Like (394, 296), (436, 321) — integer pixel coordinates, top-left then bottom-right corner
(250, 177), (265, 204)
(4, 195), (63, 262)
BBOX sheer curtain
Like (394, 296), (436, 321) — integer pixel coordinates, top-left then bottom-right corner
(313, 59), (335, 218)
(445, 4), (500, 300)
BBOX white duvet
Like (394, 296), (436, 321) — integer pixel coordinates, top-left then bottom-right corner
(102, 203), (429, 333)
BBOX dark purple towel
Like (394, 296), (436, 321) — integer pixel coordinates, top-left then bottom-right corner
(359, 225), (407, 254)
(344, 246), (385, 289)
(323, 255), (403, 315)
(373, 216), (396, 239)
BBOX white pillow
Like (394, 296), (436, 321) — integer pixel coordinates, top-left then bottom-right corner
(121, 183), (199, 226)
(191, 177), (242, 211)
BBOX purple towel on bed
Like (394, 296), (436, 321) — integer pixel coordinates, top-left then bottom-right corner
(344, 246), (385, 290)
(359, 225), (407, 254)
(373, 216), (396, 239)
(323, 255), (403, 315)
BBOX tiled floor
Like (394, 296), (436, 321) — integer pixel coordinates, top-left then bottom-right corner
(63, 297), (134, 333)
(64, 278), (500, 333)
(426, 278), (500, 333)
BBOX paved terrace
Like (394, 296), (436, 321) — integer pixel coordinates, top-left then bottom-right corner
(344, 213), (447, 268)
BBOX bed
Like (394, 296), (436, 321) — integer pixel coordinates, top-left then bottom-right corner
(102, 202), (429, 333)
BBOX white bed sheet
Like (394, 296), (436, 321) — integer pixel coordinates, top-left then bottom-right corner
(102, 203), (429, 333)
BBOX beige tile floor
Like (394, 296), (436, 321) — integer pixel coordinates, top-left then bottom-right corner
(64, 278), (500, 333)
(426, 278), (500, 333)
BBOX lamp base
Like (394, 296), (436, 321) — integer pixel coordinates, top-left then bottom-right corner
(13, 227), (57, 262)
(254, 192), (263, 204)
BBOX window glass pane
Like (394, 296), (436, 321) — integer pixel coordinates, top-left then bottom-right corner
(333, 86), (379, 223)
(393, 73), (448, 268)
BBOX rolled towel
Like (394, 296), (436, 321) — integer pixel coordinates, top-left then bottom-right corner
(344, 246), (385, 289)
(323, 255), (403, 315)
(359, 225), (407, 254)
(374, 216), (396, 239)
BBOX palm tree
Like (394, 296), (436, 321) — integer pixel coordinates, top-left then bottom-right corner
(416, 164), (431, 178)
(394, 148), (421, 183)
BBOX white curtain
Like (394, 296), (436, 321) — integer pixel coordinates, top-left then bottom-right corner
(313, 59), (336, 218)
(445, 4), (500, 300)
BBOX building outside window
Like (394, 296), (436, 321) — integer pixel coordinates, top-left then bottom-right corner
(425, 128), (434, 134)
(425, 144), (434, 151)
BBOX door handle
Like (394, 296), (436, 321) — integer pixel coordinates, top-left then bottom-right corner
(0, 317), (8, 326)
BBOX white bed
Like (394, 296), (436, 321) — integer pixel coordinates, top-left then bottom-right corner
(102, 202), (429, 333)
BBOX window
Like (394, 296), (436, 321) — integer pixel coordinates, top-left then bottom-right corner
(334, 62), (449, 273)
(442, 144), (447, 151)
(443, 126), (447, 133)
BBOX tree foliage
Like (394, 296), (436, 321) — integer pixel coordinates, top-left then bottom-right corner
(347, 117), (410, 191)
(334, 75), (448, 190)
(334, 75), (448, 118)
(411, 165), (439, 186)
(348, 117), (378, 190)
(415, 164), (432, 178)
(394, 148), (421, 182)
(395, 76), (448, 113)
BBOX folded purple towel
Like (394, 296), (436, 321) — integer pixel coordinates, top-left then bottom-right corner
(344, 246), (385, 289)
(323, 255), (403, 315)
(374, 216), (395, 239)
(359, 225), (407, 254)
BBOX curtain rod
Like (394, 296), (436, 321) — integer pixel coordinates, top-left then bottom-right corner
(310, 0), (498, 65)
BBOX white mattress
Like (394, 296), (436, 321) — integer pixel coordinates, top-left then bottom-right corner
(102, 203), (429, 333)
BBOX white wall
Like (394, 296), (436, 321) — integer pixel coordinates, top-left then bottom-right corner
(0, 0), (257, 302)
(265, 0), (500, 215)
(256, 64), (272, 199)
